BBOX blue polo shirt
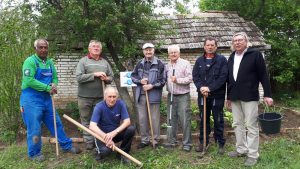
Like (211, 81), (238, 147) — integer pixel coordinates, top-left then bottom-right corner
(91, 99), (129, 133)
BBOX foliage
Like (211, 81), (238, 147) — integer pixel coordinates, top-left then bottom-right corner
(274, 91), (300, 111)
(200, 0), (300, 92)
(1, 137), (300, 168)
(36, 0), (160, 72)
(65, 101), (80, 120)
(224, 108), (233, 127)
(160, 101), (168, 116)
(0, 3), (37, 144)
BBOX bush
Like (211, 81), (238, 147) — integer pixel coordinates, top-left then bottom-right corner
(0, 5), (36, 144)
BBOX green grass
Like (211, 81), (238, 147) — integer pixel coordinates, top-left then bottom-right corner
(1, 136), (300, 169)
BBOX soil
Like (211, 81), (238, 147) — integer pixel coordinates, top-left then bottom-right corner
(1, 106), (300, 150)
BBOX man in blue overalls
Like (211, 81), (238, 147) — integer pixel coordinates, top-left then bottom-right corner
(20, 39), (81, 162)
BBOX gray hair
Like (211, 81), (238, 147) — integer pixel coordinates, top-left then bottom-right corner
(34, 39), (49, 49)
(230, 32), (252, 51)
(88, 40), (102, 49)
(104, 86), (119, 97)
(168, 45), (180, 53)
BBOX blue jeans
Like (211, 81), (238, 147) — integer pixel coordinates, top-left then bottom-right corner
(20, 88), (72, 158)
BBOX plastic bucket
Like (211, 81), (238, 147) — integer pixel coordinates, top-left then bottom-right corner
(258, 112), (282, 134)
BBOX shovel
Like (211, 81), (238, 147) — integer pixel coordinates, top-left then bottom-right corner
(199, 95), (209, 158)
(51, 96), (59, 158)
(167, 68), (175, 141)
(145, 90), (155, 148)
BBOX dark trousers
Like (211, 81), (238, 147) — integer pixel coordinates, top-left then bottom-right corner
(198, 97), (225, 146)
(95, 125), (135, 157)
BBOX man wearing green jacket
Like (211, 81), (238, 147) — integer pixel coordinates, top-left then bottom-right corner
(20, 39), (81, 162)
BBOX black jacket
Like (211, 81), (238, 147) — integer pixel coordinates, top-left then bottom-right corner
(227, 48), (272, 101)
(192, 54), (228, 99)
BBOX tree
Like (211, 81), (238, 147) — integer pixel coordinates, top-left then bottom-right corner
(0, 2), (37, 143)
(200, 0), (300, 92)
(35, 0), (163, 123)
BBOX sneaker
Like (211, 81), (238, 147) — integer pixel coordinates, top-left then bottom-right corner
(137, 142), (150, 149)
(31, 154), (45, 162)
(244, 157), (258, 166)
(228, 150), (246, 157)
(86, 143), (95, 150)
(120, 155), (131, 164)
(218, 145), (225, 155)
(182, 146), (191, 152)
(63, 147), (82, 154)
(195, 143), (209, 152)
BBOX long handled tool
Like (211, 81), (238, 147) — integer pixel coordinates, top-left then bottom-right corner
(51, 96), (59, 158)
(203, 95), (207, 153)
(63, 114), (143, 167)
(167, 68), (175, 137)
(101, 80), (106, 93)
(145, 90), (155, 148)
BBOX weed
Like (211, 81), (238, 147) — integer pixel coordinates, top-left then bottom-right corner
(160, 102), (167, 116)
(66, 101), (80, 119)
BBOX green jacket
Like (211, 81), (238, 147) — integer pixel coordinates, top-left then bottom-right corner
(21, 54), (58, 92)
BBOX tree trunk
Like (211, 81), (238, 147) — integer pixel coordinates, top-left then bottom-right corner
(114, 77), (139, 132)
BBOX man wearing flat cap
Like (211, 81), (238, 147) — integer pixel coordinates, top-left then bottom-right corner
(131, 43), (165, 149)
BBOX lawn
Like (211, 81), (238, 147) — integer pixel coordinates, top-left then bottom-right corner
(1, 133), (300, 169)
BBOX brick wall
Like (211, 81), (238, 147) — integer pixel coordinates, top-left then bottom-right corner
(54, 51), (264, 107)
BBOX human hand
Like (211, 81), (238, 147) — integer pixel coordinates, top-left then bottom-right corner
(170, 76), (176, 83)
(264, 97), (274, 106)
(226, 100), (231, 109)
(200, 87), (210, 95)
(143, 84), (153, 91)
(140, 78), (148, 85)
(50, 83), (57, 95)
(94, 72), (107, 78)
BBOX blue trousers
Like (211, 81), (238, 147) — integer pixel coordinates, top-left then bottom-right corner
(20, 89), (72, 158)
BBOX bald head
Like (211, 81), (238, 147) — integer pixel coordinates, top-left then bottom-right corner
(104, 87), (119, 107)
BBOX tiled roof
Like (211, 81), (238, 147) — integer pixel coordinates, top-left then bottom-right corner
(139, 11), (269, 50)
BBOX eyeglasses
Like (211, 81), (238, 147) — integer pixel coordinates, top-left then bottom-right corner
(233, 39), (245, 43)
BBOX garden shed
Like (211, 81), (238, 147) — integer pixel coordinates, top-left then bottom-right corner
(54, 11), (270, 107)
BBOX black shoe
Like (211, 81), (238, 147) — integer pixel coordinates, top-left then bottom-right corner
(195, 143), (210, 152)
(137, 142), (149, 149)
(86, 143), (95, 150)
(120, 155), (131, 164)
(63, 147), (82, 154)
(218, 145), (225, 155)
(95, 154), (103, 161)
(163, 143), (177, 148)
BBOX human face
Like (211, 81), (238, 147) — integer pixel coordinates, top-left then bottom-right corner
(105, 90), (118, 107)
(168, 49), (180, 63)
(143, 47), (155, 60)
(35, 41), (48, 59)
(88, 42), (102, 57)
(204, 40), (217, 54)
(233, 35), (247, 53)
